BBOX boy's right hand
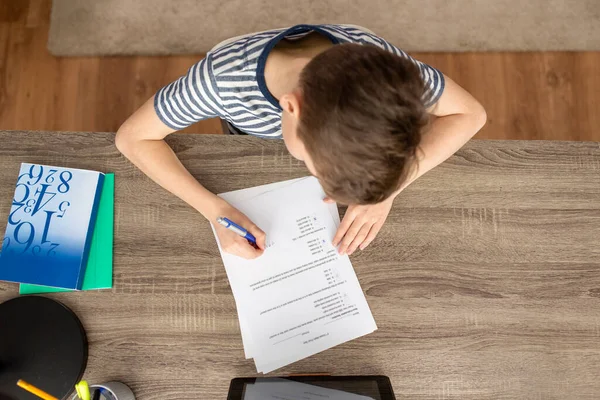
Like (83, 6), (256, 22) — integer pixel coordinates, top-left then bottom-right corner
(210, 201), (266, 259)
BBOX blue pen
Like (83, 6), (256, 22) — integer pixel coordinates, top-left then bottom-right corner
(217, 217), (257, 245)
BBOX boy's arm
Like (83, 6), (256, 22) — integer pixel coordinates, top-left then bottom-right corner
(115, 96), (266, 259)
(398, 74), (487, 191)
(115, 95), (221, 218)
(333, 75), (487, 255)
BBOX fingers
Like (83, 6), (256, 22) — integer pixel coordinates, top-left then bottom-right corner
(346, 224), (372, 255)
(248, 223), (267, 250)
(229, 236), (264, 259)
(333, 209), (356, 247)
(359, 221), (384, 251)
(218, 222), (265, 259)
(338, 218), (364, 255)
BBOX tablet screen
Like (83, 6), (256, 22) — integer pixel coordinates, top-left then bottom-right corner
(228, 376), (395, 400)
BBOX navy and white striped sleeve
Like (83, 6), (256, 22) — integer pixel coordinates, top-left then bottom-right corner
(347, 28), (445, 108)
(383, 41), (445, 108)
(154, 55), (223, 130)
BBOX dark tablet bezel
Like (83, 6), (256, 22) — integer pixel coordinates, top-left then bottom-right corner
(227, 375), (396, 400)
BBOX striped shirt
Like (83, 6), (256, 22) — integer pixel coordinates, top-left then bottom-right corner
(154, 24), (445, 138)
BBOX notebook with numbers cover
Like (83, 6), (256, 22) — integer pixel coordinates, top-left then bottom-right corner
(0, 163), (105, 290)
(19, 173), (114, 294)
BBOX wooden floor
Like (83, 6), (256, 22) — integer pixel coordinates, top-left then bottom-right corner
(1, 0), (599, 140)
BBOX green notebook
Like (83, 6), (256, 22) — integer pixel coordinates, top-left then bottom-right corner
(19, 173), (114, 294)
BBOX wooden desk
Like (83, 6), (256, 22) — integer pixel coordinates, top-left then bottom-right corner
(1, 131), (599, 399)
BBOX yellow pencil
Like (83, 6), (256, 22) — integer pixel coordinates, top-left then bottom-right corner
(16, 380), (59, 400)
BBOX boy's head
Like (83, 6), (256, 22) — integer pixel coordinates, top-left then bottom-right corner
(280, 43), (429, 205)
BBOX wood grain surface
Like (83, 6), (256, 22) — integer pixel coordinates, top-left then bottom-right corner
(0, 131), (599, 400)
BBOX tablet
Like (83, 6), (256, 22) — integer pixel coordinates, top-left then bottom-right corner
(227, 375), (396, 400)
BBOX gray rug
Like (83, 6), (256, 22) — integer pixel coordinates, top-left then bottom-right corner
(48, 0), (600, 55)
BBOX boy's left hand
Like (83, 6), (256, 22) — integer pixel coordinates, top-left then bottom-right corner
(327, 196), (395, 255)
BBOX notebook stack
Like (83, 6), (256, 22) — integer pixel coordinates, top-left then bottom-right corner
(0, 163), (114, 293)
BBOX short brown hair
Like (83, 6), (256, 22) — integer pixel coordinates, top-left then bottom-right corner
(297, 43), (428, 205)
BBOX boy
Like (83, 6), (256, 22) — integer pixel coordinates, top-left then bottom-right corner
(115, 24), (486, 260)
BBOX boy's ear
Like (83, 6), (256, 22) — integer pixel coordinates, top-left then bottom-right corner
(280, 91), (302, 120)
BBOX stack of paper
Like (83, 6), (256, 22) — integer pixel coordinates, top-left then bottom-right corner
(214, 177), (377, 373)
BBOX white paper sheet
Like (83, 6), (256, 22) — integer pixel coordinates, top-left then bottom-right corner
(216, 177), (340, 359)
(214, 177), (377, 373)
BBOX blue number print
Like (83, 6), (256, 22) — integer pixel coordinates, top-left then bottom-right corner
(58, 171), (72, 193)
(13, 222), (35, 253)
(9, 203), (26, 225)
(40, 211), (56, 244)
(31, 245), (42, 256)
(24, 199), (36, 214)
(9, 183), (31, 225)
(26, 164), (44, 186)
(45, 169), (58, 184)
(47, 243), (60, 257)
(32, 184), (57, 216)
(57, 201), (70, 218)
(16, 172), (29, 184)
(13, 183), (30, 204)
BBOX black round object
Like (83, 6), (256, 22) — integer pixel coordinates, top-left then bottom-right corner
(0, 296), (88, 400)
